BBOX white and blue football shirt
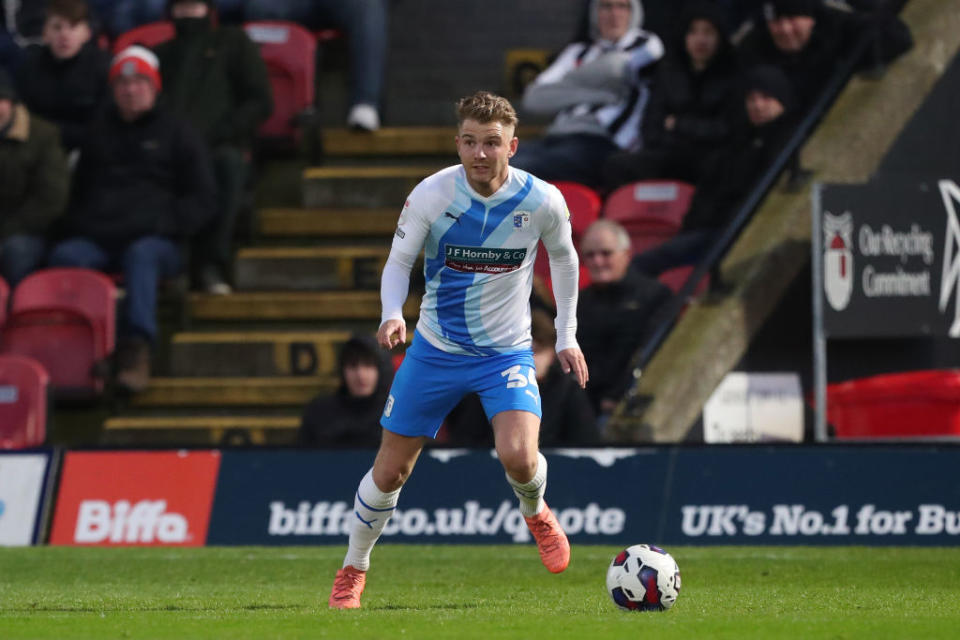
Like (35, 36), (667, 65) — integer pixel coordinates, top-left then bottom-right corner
(386, 165), (578, 356)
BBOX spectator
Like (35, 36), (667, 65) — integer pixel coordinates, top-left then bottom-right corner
(16, 0), (111, 152)
(630, 64), (797, 279)
(444, 309), (599, 446)
(154, 0), (272, 295)
(577, 220), (671, 417)
(47, 46), (216, 392)
(603, 1), (739, 189)
(0, 67), (69, 286)
(299, 334), (394, 448)
(737, 0), (844, 108)
(512, 0), (664, 189)
(89, 0), (245, 37)
(245, 0), (388, 131)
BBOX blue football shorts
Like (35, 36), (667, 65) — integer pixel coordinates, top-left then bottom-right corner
(381, 330), (542, 438)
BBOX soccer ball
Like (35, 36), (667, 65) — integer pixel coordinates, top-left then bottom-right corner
(606, 544), (681, 611)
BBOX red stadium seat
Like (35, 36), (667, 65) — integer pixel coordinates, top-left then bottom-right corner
(603, 180), (696, 232)
(244, 21), (317, 144)
(0, 276), (9, 328)
(112, 21), (175, 53)
(551, 181), (602, 240)
(1, 269), (118, 396)
(0, 355), (49, 449)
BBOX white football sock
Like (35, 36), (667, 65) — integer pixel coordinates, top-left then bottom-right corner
(506, 452), (547, 518)
(342, 468), (401, 572)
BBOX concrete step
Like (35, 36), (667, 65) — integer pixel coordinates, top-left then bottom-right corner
(169, 330), (351, 377)
(234, 246), (390, 291)
(302, 165), (442, 208)
(257, 207), (398, 238)
(321, 125), (544, 157)
(130, 376), (336, 407)
(188, 290), (419, 322)
(101, 415), (299, 446)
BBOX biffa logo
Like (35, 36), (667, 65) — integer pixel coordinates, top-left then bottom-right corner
(75, 500), (189, 544)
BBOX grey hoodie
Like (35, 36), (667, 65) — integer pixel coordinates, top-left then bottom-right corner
(522, 0), (663, 150)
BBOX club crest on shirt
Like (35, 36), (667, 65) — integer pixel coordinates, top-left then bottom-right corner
(513, 211), (531, 229)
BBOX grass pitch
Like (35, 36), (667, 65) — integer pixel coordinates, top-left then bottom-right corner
(1, 545), (958, 639)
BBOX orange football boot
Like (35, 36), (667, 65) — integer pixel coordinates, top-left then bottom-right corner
(524, 504), (570, 573)
(329, 565), (366, 609)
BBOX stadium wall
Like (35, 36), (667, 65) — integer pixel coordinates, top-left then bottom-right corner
(13, 447), (960, 548)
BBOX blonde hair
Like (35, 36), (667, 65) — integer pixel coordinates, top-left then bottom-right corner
(455, 91), (519, 129)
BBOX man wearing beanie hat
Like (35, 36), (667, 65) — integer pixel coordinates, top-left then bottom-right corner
(630, 64), (797, 281)
(47, 44), (217, 393)
(0, 66), (69, 287)
(154, 0), (272, 295)
(738, 0), (845, 108)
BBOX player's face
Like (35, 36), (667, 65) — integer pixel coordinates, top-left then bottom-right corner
(596, 0), (633, 42)
(456, 118), (517, 198)
(581, 227), (631, 284)
(343, 361), (379, 398)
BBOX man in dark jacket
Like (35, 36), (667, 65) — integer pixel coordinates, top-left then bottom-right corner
(16, 0), (110, 152)
(578, 220), (672, 417)
(299, 334), (395, 448)
(630, 64), (797, 279)
(737, 0), (845, 109)
(0, 67), (69, 286)
(154, 0), (272, 294)
(47, 45), (216, 392)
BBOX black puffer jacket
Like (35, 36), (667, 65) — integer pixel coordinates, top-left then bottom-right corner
(17, 40), (110, 150)
(61, 105), (217, 249)
(642, 2), (739, 152)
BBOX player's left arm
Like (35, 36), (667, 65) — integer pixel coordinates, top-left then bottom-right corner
(540, 187), (589, 389)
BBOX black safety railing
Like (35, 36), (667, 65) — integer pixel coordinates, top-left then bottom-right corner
(622, 30), (875, 410)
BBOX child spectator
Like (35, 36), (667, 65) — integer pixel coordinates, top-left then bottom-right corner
(16, 0), (110, 152)
(630, 64), (798, 279)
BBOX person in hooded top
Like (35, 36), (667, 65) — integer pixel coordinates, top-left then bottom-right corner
(629, 64), (798, 279)
(16, 0), (110, 152)
(603, 1), (740, 190)
(298, 334), (396, 448)
(153, 0), (272, 296)
(511, 0), (664, 189)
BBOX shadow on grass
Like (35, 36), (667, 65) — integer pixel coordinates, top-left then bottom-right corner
(373, 602), (482, 611)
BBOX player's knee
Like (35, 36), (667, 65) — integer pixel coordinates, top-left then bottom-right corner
(500, 450), (537, 484)
(372, 464), (411, 492)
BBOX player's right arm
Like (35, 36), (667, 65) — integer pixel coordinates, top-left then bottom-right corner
(378, 189), (432, 350)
